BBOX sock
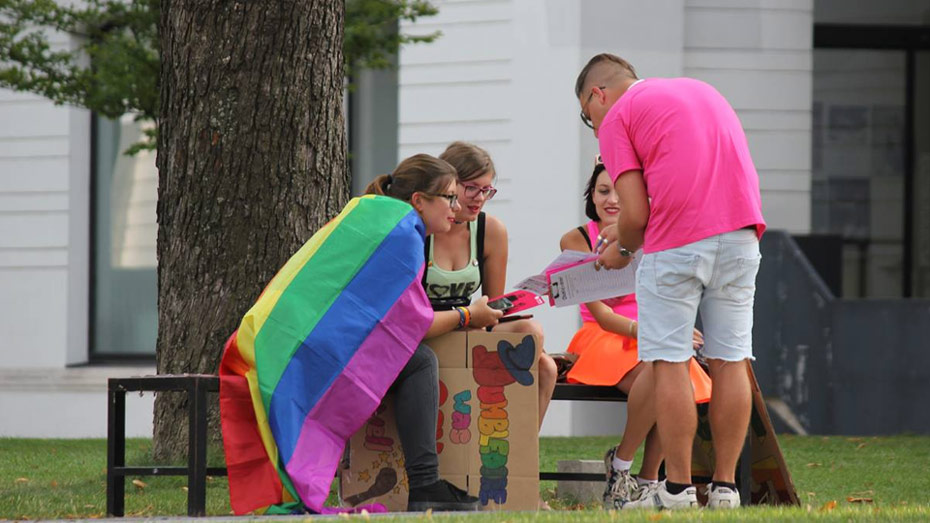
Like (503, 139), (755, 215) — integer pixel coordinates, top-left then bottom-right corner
(612, 456), (633, 472)
(665, 481), (692, 495)
(713, 481), (738, 492)
(636, 476), (658, 486)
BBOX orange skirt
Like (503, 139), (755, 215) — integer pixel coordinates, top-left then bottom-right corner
(565, 322), (712, 403)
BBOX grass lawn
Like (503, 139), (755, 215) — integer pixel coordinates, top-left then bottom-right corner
(1, 434), (928, 520)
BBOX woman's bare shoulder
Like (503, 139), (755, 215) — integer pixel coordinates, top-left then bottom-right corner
(560, 226), (590, 252)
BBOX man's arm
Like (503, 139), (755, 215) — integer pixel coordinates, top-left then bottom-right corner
(615, 169), (648, 251)
(598, 169), (649, 269)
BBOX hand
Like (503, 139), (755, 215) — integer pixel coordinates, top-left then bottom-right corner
(468, 296), (503, 329)
(595, 224), (618, 253)
(692, 328), (704, 350)
(597, 242), (634, 270)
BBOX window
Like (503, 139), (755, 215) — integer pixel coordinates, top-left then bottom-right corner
(91, 114), (157, 357)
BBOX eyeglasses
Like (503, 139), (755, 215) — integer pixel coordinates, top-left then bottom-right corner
(580, 86), (606, 129)
(462, 183), (497, 200)
(427, 192), (458, 208)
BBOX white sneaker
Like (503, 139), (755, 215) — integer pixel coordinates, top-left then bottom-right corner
(706, 484), (741, 509)
(622, 480), (698, 510)
(602, 447), (641, 509)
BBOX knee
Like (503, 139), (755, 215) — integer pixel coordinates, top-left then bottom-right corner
(528, 320), (545, 346)
(538, 353), (557, 390)
(410, 343), (439, 374)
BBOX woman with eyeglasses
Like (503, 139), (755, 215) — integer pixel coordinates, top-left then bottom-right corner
(425, 142), (558, 479)
(559, 157), (712, 510)
(364, 154), (504, 511)
(222, 154), (503, 515)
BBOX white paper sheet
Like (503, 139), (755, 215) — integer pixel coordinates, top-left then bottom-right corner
(513, 250), (640, 307)
(548, 254), (640, 307)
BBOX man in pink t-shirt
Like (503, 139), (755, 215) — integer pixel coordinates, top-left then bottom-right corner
(575, 53), (766, 510)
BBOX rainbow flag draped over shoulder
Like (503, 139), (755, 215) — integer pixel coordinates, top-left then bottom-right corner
(219, 195), (433, 514)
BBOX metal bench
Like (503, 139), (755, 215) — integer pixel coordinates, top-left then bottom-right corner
(106, 376), (749, 516)
(106, 375), (226, 517)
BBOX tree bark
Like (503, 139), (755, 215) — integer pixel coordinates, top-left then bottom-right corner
(154, 0), (347, 460)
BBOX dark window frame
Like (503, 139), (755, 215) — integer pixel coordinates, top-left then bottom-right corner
(814, 23), (930, 298)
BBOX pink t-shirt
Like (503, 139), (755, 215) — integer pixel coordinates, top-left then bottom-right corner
(598, 78), (766, 253)
(578, 221), (638, 323)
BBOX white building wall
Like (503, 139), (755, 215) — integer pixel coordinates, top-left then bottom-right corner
(0, 88), (78, 368)
(683, 0), (813, 233)
(0, 30), (154, 438)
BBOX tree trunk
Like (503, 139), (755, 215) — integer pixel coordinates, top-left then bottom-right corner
(154, 0), (347, 460)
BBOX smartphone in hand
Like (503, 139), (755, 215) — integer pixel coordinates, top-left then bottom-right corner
(487, 296), (514, 312)
(486, 290), (545, 316)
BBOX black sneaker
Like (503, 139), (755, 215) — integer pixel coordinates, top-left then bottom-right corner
(407, 479), (480, 512)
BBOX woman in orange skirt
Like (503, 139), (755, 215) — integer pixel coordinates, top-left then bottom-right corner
(559, 157), (712, 509)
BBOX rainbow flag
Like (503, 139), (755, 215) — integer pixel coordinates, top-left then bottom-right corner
(219, 195), (434, 514)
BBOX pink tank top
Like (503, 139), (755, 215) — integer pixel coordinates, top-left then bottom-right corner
(578, 220), (639, 323)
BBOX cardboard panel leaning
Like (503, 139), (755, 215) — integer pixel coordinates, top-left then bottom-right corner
(340, 331), (540, 511)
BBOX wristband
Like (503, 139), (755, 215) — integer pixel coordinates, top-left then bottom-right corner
(618, 243), (633, 257)
(454, 307), (466, 328)
(461, 306), (471, 328)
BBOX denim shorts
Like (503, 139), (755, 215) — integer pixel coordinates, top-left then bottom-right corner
(635, 228), (761, 362)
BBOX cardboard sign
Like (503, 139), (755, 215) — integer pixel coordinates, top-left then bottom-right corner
(340, 331), (540, 512)
(691, 364), (800, 506)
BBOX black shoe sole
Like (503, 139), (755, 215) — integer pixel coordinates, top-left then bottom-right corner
(407, 500), (481, 512)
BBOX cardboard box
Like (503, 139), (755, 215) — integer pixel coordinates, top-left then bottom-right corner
(340, 331), (540, 511)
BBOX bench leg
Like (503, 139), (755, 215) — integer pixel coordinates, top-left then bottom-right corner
(107, 387), (126, 517)
(187, 379), (209, 517)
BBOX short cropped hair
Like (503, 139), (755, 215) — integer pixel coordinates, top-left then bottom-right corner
(574, 53), (638, 98)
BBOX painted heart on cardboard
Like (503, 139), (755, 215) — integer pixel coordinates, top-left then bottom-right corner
(497, 335), (535, 386)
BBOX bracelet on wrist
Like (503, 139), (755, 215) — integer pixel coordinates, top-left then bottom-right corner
(462, 306), (471, 328)
(455, 307), (466, 328)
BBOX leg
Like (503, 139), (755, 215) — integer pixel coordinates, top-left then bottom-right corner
(698, 230), (760, 486)
(604, 363), (661, 508)
(391, 344), (440, 489)
(624, 241), (715, 510)
(614, 363), (654, 463)
(639, 426), (663, 481)
(395, 344), (480, 512)
(652, 360), (695, 484)
(632, 245), (708, 488)
(706, 359), (751, 483)
(697, 230), (760, 508)
(536, 353), (556, 429)
(491, 319), (555, 429)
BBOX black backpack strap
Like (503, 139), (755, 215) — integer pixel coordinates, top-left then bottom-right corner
(422, 235), (431, 289)
(477, 212), (486, 295)
(577, 225), (591, 249)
